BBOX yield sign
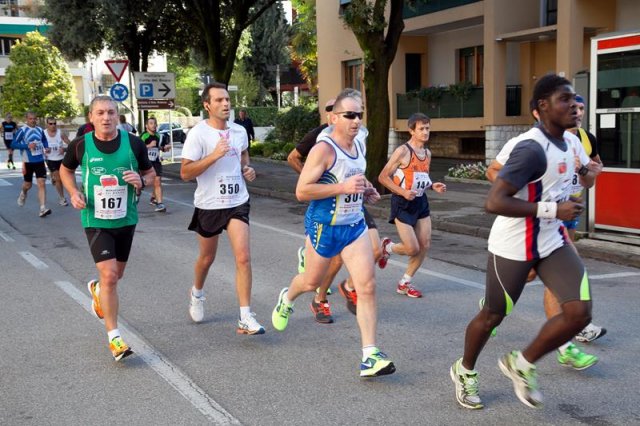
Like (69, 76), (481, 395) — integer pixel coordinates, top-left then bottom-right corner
(105, 60), (129, 82)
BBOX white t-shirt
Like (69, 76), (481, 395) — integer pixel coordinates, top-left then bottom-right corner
(44, 129), (66, 161)
(182, 120), (249, 209)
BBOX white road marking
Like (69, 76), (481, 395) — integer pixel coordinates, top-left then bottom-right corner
(0, 178), (11, 186)
(54, 280), (241, 425)
(0, 231), (15, 242)
(590, 272), (640, 279)
(19, 251), (48, 269)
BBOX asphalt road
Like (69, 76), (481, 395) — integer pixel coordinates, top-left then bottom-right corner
(0, 167), (639, 425)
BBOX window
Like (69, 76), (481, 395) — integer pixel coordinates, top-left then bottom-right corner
(0, 0), (18, 17)
(343, 59), (363, 93)
(405, 54), (422, 92)
(0, 37), (17, 56)
(458, 46), (483, 86)
(545, 0), (557, 26)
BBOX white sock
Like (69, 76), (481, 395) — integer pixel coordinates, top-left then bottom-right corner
(558, 342), (572, 354)
(40, 204), (46, 211)
(283, 291), (293, 306)
(362, 345), (378, 360)
(388, 242), (395, 253)
(515, 351), (535, 371)
(192, 287), (204, 298)
(107, 329), (120, 342)
(399, 274), (412, 284)
(240, 306), (251, 319)
(458, 359), (476, 374)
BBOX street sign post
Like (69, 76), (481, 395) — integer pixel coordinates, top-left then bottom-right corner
(109, 83), (129, 102)
(137, 99), (176, 110)
(105, 60), (129, 82)
(133, 72), (176, 99)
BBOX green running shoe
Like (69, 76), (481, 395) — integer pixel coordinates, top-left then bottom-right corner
(557, 343), (598, 370)
(360, 349), (396, 378)
(450, 358), (483, 409)
(297, 247), (305, 274)
(272, 287), (294, 331)
(498, 351), (543, 409)
(479, 297), (497, 337)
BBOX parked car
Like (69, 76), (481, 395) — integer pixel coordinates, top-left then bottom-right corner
(158, 122), (186, 144)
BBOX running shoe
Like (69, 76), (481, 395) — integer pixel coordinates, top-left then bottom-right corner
(498, 351), (543, 408)
(478, 297), (497, 337)
(110, 336), (133, 361)
(450, 358), (483, 409)
(149, 195), (157, 205)
(154, 202), (167, 212)
(17, 191), (26, 206)
(272, 287), (294, 331)
(11, 163), (16, 170)
(297, 246), (305, 274)
(87, 279), (104, 319)
(575, 323), (607, 343)
(189, 291), (205, 323)
(39, 208), (52, 218)
(397, 281), (422, 298)
(338, 280), (357, 315)
(360, 349), (396, 378)
(557, 343), (598, 370)
(377, 237), (392, 269)
(237, 313), (265, 335)
(59, 197), (68, 206)
(310, 299), (334, 324)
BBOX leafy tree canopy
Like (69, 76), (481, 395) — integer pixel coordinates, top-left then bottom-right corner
(290, 0), (317, 93)
(1, 31), (79, 119)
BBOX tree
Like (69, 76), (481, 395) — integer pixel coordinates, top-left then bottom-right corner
(181, 0), (278, 84)
(290, 0), (318, 92)
(1, 31), (79, 119)
(340, 0), (406, 186)
(244, 1), (290, 102)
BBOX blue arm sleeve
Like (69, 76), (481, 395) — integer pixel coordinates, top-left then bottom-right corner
(11, 128), (26, 150)
(498, 140), (547, 190)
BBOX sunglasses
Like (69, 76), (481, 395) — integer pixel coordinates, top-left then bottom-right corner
(48, 122), (57, 125)
(334, 111), (363, 120)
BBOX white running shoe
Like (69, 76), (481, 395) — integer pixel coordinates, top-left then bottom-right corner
(189, 291), (205, 323)
(575, 323), (607, 343)
(17, 191), (26, 206)
(59, 197), (68, 206)
(237, 312), (265, 335)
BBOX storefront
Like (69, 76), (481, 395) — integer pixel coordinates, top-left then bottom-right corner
(589, 31), (640, 234)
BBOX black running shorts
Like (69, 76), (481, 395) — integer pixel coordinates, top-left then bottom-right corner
(151, 161), (163, 177)
(484, 244), (590, 316)
(23, 161), (47, 182)
(188, 201), (250, 238)
(85, 225), (136, 263)
(388, 194), (430, 226)
(46, 160), (62, 173)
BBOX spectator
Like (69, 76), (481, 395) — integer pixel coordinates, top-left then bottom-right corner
(76, 113), (94, 136)
(234, 108), (255, 142)
(116, 114), (136, 134)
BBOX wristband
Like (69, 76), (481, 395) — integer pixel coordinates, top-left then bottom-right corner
(578, 165), (589, 176)
(139, 174), (145, 190)
(536, 202), (557, 219)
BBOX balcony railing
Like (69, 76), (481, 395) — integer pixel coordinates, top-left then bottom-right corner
(396, 85), (523, 119)
(403, 0), (482, 19)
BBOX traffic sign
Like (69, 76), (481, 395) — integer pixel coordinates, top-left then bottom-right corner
(109, 83), (129, 102)
(137, 99), (176, 110)
(133, 72), (176, 99)
(105, 60), (129, 82)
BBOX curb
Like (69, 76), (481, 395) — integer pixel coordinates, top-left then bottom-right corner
(444, 176), (491, 186)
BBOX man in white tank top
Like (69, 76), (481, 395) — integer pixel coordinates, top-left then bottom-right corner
(43, 117), (70, 206)
(451, 74), (600, 410)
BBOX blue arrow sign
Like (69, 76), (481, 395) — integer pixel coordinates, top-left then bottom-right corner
(110, 83), (129, 102)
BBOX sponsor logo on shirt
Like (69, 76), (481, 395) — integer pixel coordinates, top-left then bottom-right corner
(90, 157), (104, 163)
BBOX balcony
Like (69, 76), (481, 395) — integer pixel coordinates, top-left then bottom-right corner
(396, 85), (522, 119)
(403, 0), (482, 19)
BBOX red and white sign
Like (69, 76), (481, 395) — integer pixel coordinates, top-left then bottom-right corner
(105, 60), (129, 82)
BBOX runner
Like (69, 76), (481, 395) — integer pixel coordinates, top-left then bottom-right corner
(141, 117), (169, 212)
(2, 112), (17, 169)
(450, 74), (598, 409)
(59, 95), (155, 361)
(11, 111), (52, 217)
(180, 82), (264, 335)
(43, 117), (70, 206)
(378, 113), (446, 298)
(272, 89), (395, 378)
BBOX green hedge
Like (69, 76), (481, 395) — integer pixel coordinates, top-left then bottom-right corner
(272, 106), (320, 144)
(243, 107), (278, 127)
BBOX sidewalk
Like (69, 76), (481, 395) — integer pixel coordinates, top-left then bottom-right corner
(163, 158), (640, 269)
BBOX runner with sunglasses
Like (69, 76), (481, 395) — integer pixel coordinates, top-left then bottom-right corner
(44, 117), (70, 206)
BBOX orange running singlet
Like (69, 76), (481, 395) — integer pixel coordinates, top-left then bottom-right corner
(392, 143), (432, 196)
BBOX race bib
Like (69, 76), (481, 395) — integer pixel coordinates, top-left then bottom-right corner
(148, 147), (159, 162)
(336, 193), (364, 216)
(412, 172), (432, 197)
(30, 142), (43, 156)
(93, 175), (127, 219)
(4, 131), (13, 140)
(568, 172), (583, 198)
(214, 174), (244, 205)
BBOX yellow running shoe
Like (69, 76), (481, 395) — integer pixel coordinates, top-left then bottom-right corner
(110, 336), (133, 361)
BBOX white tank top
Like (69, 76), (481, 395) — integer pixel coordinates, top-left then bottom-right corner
(44, 129), (65, 161)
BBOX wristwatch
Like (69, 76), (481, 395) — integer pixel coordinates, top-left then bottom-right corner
(578, 165), (589, 176)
